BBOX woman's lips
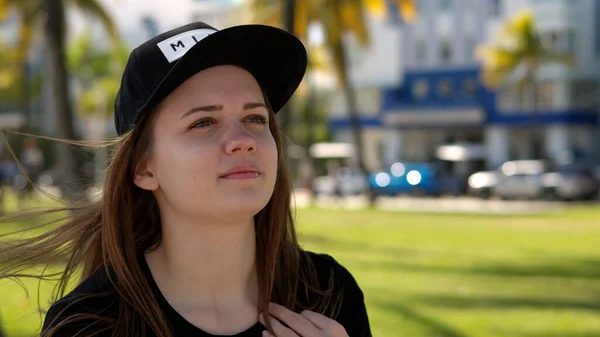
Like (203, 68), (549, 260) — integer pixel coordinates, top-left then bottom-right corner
(220, 164), (261, 179)
(220, 171), (261, 179)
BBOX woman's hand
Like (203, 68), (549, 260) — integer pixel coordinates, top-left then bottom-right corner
(258, 302), (349, 337)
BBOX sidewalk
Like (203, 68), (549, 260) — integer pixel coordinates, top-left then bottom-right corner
(291, 189), (566, 214)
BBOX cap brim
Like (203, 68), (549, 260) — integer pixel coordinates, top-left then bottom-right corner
(138, 24), (307, 118)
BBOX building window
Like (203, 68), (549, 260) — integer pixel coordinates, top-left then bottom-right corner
(500, 85), (534, 111)
(490, 0), (501, 17)
(571, 80), (600, 108)
(464, 35), (475, 61)
(440, 0), (451, 11)
(440, 39), (452, 64)
(541, 29), (576, 56)
(566, 30), (576, 53)
(541, 31), (559, 51)
(415, 40), (427, 65)
(463, 78), (477, 96)
(412, 79), (430, 100)
(437, 79), (453, 97)
(520, 84), (536, 112)
(548, 31), (562, 52)
(536, 81), (555, 109)
(499, 88), (513, 111)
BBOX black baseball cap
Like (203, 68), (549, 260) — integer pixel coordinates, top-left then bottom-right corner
(114, 22), (307, 135)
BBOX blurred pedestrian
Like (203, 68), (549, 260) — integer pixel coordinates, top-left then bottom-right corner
(15, 138), (45, 207)
(0, 22), (371, 337)
(19, 138), (44, 182)
(0, 148), (18, 212)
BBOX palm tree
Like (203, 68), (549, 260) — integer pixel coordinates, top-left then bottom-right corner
(475, 9), (572, 159)
(0, 0), (39, 131)
(67, 30), (128, 120)
(0, 38), (21, 108)
(67, 30), (128, 187)
(249, 0), (416, 198)
(0, 0), (118, 131)
(1, 0), (119, 198)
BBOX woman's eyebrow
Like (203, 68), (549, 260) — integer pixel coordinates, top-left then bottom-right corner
(243, 102), (267, 110)
(181, 105), (222, 119)
(181, 102), (267, 119)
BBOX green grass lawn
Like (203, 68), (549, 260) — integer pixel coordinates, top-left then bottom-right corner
(1, 203), (600, 337)
(294, 206), (600, 337)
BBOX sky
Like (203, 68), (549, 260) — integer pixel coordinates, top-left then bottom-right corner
(67, 0), (243, 48)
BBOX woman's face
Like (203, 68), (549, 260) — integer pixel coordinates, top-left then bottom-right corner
(134, 65), (278, 221)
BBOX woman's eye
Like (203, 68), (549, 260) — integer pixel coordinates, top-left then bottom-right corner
(246, 115), (267, 124)
(189, 118), (215, 129)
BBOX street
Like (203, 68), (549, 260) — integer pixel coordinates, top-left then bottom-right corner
(291, 189), (588, 214)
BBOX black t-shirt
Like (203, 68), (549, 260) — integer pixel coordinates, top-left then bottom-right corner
(41, 251), (371, 337)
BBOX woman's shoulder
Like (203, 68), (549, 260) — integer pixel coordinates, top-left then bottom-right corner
(301, 251), (372, 336)
(301, 250), (363, 294)
(302, 251), (345, 270)
(42, 267), (117, 336)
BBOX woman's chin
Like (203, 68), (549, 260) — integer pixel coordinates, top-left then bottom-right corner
(222, 191), (271, 214)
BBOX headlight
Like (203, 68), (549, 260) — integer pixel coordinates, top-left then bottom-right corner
(391, 163), (406, 177)
(407, 170), (422, 185)
(375, 173), (391, 187)
(468, 174), (486, 189)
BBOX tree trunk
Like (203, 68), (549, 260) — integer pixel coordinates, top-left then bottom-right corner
(343, 82), (370, 186)
(305, 77), (316, 153)
(524, 69), (543, 160)
(303, 71), (317, 194)
(277, 0), (296, 138)
(337, 43), (372, 202)
(19, 61), (32, 132)
(43, 0), (81, 199)
(284, 0), (296, 33)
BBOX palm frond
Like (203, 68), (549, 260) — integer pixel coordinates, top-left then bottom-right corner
(475, 9), (572, 89)
(70, 0), (119, 43)
(342, 0), (369, 46)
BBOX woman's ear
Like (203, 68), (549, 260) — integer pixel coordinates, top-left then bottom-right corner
(134, 159), (159, 191)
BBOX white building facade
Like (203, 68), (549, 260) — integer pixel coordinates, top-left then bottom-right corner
(487, 0), (600, 167)
(328, 0), (600, 174)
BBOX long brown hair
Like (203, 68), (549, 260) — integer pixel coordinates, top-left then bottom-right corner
(0, 95), (338, 336)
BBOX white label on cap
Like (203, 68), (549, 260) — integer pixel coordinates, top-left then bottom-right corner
(157, 28), (217, 63)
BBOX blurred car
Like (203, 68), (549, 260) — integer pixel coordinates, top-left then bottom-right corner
(368, 162), (460, 197)
(491, 160), (547, 200)
(312, 167), (367, 196)
(467, 170), (500, 199)
(542, 168), (599, 201)
(493, 172), (545, 200)
(489, 160), (599, 201)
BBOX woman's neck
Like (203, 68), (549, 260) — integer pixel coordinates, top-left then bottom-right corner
(145, 216), (259, 313)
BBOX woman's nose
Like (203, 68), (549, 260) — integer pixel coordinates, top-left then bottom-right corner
(223, 122), (257, 154)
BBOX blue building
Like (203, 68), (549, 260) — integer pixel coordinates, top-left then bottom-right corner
(328, 0), (600, 175)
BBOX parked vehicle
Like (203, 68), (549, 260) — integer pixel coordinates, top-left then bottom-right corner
(313, 167), (368, 196)
(467, 170), (500, 199)
(368, 162), (461, 197)
(489, 160), (598, 201)
(542, 167), (599, 201)
(491, 160), (546, 200)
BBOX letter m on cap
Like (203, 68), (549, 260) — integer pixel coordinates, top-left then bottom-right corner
(170, 40), (185, 52)
(157, 28), (217, 63)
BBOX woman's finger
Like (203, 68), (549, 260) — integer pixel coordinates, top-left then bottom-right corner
(259, 313), (300, 337)
(268, 302), (322, 336)
(299, 310), (330, 330)
(300, 310), (347, 336)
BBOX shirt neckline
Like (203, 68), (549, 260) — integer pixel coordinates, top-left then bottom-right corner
(138, 253), (265, 336)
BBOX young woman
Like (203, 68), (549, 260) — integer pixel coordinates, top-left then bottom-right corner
(0, 22), (371, 337)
